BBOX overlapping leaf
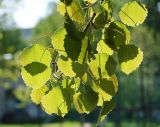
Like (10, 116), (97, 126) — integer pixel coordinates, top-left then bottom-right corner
(103, 21), (130, 50)
(57, 0), (85, 25)
(57, 56), (76, 77)
(51, 28), (67, 55)
(20, 44), (52, 89)
(31, 85), (48, 104)
(97, 40), (113, 55)
(73, 87), (98, 114)
(41, 86), (73, 117)
(118, 44), (143, 75)
(98, 99), (115, 122)
(89, 53), (116, 79)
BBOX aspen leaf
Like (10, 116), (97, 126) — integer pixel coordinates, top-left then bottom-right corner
(20, 44), (52, 89)
(118, 45), (143, 75)
(119, 1), (148, 27)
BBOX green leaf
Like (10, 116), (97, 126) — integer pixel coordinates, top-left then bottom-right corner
(78, 36), (89, 64)
(89, 53), (116, 79)
(20, 44), (52, 89)
(73, 87), (98, 114)
(41, 86), (73, 117)
(103, 21), (130, 50)
(98, 78), (116, 100)
(30, 85), (48, 104)
(84, 0), (96, 4)
(60, 0), (73, 6)
(101, 0), (112, 14)
(119, 1), (148, 27)
(57, 1), (66, 16)
(57, 0), (85, 25)
(82, 74), (118, 107)
(51, 28), (67, 55)
(93, 11), (111, 28)
(24, 62), (47, 76)
(105, 56), (117, 76)
(57, 56), (76, 77)
(98, 99), (115, 123)
(64, 34), (82, 60)
(65, 14), (85, 41)
(72, 62), (88, 77)
(96, 40), (113, 55)
(118, 45), (143, 75)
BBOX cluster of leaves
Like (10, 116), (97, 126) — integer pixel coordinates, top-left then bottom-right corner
(20, 0), (148, 124)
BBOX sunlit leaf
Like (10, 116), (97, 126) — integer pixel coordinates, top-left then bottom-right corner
(118, 45), (143, 75)
(51, 28), (67, 55)
(41, 86), (73, 117)
(97, 75), (118, 106)
(20, 44), (52, 89)
(97, 40), (113, 55)
(57, 56), (76, 77)
(57, 1), (66, 16)
(101, 0), (112, 14)
(57, 0), (85, 25)
(84, 0), (96, 4)
(104, 21), (130, 50)
(31, 85), (48, 104)
(73, 87), (98, 114)
(119, 1), (148, 27)
(89, 53), (116, 79)
(60, 0), (73, 6)
(98, 99), (115, 122)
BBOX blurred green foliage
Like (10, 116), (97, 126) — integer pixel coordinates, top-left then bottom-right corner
(32, 3), (64, 45)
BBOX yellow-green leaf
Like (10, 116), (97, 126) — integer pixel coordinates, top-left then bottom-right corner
(97, 75), (118, 106)
(57, 1), (85, 25)
(51, 28), (67, 56)
(118, 45), (143, 75)
(89, 54), (116, 79)
(41, 86), (73, 117)
(73, 87), (98, 114)
(30, 85), (48, 104)
(57, 56), (76, 77)
(97, 40), (113, 55)
(103, 21), (130, 50)
(98, 99), (115, 122)
(119, 1), (148, 27)
(20, 44), (52, 89)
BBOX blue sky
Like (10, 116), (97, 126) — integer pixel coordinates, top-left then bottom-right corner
(14, 0), (57, 29)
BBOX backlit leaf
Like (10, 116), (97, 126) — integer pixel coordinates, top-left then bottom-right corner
(119, 1), (148, 27)
(30, 85), (48, 104)
(73, 87), (98, 114)
(118, 45), (143, 75)
(20, 44), (52, 89)
(57, 0), (85, 25)
(98, 99), (115, 122)
(97, 75), (118, 106)
(51, 28), (67, 55)
(57, 56), (76, 77)
(41, 86), (73, 117)
(89, 53), (116, 79)
(97, 40), (113, 55)
(104, 21), (130, 50)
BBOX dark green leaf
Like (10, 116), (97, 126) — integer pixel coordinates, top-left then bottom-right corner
(24, 62), (47, 76)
